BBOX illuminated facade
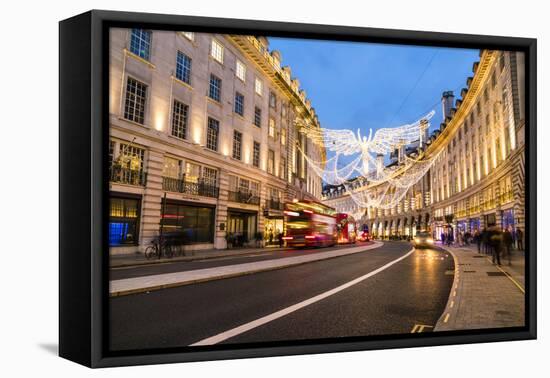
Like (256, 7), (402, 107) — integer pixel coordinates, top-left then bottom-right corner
(109, 29), (324, 254)
(323, 50), (526, 239)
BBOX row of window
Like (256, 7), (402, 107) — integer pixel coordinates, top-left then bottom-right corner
(124, 73), (287, 146)
(129, 29), (288, 127)
(123, 74), (287, 175)
(130, 29), (284, 103)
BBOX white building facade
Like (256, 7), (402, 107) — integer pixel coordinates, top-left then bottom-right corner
(109, 29), (324, 254)
(323, 50), (526, 240)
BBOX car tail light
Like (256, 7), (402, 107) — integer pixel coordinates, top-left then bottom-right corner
(305, 235), (316, 239)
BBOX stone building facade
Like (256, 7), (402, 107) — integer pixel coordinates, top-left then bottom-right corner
(108, 29), (324, 254)
(323, 50), (526, 240)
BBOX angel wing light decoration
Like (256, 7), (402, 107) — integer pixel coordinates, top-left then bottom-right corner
(298, 110), (441, 215)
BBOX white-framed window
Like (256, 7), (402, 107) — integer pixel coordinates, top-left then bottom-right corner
(254, 107), (262, 127)
(253, 141), (261, 168)
(163, 156), (182, 179)
(267, 150), (275, 174)
(185, 162), (201, 183)
(211, 39), (224, 64)
(268, 118), (276, 138)
(129, 29), (152, 61)
(175, 51), (192, 84)
(234, 92), (244, 116)
(269, 91), (277, 108)
(208, 74), (222, 102)
(250, 181), (260, 196)
(236, 60), (246, 82)
(171, 100), (189, 140)
(203, 166), (218, 186)
(181, 31), (195, 41)
(255, 77), (263, 96)
(124, 77), (147, 124)
(206, 117), (219, 151)
(232, 130), (243, 160)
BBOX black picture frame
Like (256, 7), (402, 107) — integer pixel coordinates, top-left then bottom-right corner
(59, 9), (537, 368)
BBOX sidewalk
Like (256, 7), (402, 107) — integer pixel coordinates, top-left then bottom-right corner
(110, 246), (287, 268)
(110, 241), (383, 296)
(434, 243), (525, 331)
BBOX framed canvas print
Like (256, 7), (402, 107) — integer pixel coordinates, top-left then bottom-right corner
(59, 10), (537, 368)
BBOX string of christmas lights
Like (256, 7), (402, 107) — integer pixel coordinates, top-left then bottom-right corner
(297, 111), (441, 215)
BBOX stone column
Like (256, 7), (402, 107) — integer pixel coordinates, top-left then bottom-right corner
(258, 183), (268, 238)
(139, 148), (164, 252)
(214, 169), (229, 250)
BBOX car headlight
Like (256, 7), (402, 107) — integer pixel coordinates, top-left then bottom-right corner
(414, 238), (419, 243)
(427, 238), (434, 244)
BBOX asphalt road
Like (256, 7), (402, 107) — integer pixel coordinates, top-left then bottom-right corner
(109, 242), (454, 351)
(110, 242), (374, 280)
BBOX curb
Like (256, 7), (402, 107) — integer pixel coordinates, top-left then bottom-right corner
(434, 245), (460, 331)
(110, 241), (384, 297)
(110, 247), (288, 268)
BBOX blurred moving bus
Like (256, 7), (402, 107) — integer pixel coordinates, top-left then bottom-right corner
(336, 213), (357, 244)
(282, 200), (337, 248)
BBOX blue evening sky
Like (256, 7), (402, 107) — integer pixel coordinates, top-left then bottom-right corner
(269, 37), (479, 135)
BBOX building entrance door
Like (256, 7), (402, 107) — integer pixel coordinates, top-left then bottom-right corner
(228, 211), (258, 244)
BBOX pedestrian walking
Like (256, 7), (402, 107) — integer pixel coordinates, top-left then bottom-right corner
(488, 226), (502, 266)
(502, 228), (513, 265)
(516, 227), (524, 251)
(441, 232), (445, 245)
(446, 231), (453, 246)
(474, 229), (482, 253)
(481, 228), (489, 254)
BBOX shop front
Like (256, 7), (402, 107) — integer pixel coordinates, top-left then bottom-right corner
(457, 219), (467, 233)
(264, 216), (284, 246)
(160, 200), (216, 246)
(469, 217), (481, 232)
(109, 193), (142, 252)
(227, 209), (258, 247)
(483, 213), (497, 227)
(433, 221), (445, 241)
(501, 209), (515, 231)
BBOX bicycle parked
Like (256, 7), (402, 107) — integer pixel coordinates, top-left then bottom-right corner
(144, 233), (187, 259)
(144, 235), (169, 260)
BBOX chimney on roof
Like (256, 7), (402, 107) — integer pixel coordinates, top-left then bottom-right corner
(441, 91), (455, 121)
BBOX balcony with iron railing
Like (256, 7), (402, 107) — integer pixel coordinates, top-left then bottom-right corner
(110, 165), (147, 186)
(162, 176), (219, 198)
(266, 198), (284, 211)
(228, 190), (260, 205)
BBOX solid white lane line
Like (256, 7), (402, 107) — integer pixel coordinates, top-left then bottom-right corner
(190, 247), (415, 346)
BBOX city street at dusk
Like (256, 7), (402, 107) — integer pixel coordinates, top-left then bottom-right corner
(110, 242), (455, 350)
(107, 28), (526, 352)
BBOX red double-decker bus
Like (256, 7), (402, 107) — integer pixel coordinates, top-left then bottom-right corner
(282, 200), (337, 248)
(336, 213), (357, 244)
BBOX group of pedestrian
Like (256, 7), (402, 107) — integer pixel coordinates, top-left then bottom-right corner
(440, 230), (454, 246)
(472, 226), (523, 266)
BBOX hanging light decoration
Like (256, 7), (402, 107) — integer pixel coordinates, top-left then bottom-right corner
(298, 110), (441, 211)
